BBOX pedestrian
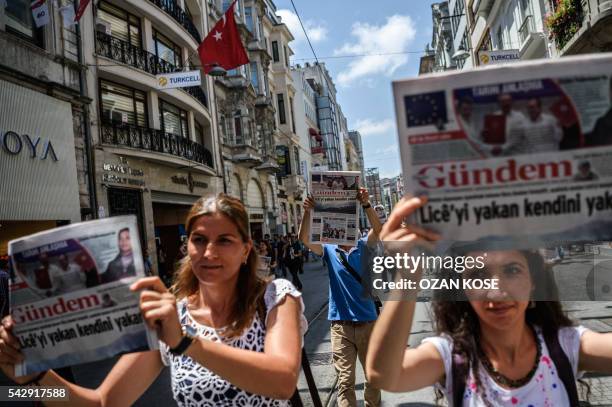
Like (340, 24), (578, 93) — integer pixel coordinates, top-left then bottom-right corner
(0, 194), (307, 406)
(366, 196), (612, 406)
(143, 249), (153, 276)
(286, 235), (303, 290)
(277, 235), (289, 279)
(298, 188), (383, 407)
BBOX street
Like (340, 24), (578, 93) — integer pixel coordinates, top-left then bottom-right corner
(2, 253), (612, 406)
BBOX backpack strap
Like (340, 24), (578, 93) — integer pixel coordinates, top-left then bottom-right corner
(451, 352), (468, 407)
(542, 328), (580, 406)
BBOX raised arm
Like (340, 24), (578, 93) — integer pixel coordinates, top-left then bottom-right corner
(298, 196), (323, 256)
(132, 277), (302, 400)
(365, 196), (445, 392)
(357, 188), (382, 246)
(578, 330), (612, 374)
(0, 317), (163, 407)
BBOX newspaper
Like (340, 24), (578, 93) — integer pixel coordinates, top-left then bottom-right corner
(310, 171), (360, 246)
(8, 216), (158, 376)
(393, 53), (612, 245)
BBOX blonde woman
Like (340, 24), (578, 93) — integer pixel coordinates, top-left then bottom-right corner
(0, 194), (307, 406)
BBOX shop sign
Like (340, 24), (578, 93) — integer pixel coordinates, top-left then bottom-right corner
(478, 50), (520, 66)
(102, 156), (145, 186)
(171, 172), (208, 193)
(156, 70), (201, 89)
(1, 130), (58, 161)
(275, 145), (290, 177)
(249, 213), (264, 220)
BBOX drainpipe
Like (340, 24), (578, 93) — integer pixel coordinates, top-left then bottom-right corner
(75, 0), (98, 219)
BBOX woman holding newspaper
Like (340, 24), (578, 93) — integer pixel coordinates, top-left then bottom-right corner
(0, 194), (307, 406)
(365, 196), (612, 406)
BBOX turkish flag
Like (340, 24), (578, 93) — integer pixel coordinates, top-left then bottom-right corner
(198, 0), (249, 74)
(74, 0), (91, 22)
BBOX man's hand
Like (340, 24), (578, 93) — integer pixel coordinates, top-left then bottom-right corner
(356, 188), (370, 206)
(303, 196), (315, 212)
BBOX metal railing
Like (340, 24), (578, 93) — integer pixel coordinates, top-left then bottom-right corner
(184, 86), (208, 108)
(148, 0), (201, 43)
(95, 31), (179, 75)
(100, 121), (213, 168)
(518, 15), (536, 44)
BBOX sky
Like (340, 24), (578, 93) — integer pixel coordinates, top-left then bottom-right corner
(274, 0), (436, 179)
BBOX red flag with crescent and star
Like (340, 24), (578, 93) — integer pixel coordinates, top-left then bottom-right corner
(74, 0), (91, 22)
(198, 0), (249, 74)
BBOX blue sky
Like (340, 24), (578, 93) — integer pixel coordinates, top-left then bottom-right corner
(274, 0), (436, 179)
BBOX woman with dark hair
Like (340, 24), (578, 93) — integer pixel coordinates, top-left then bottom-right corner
(366, 196), (612, 406)
(0, 194), (307, 406)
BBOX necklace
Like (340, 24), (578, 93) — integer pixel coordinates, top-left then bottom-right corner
(477, 325), (542, 389)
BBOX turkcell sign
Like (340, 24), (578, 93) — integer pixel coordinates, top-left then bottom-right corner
(156, 70), (201, 89)
(478, 50), (521, 66)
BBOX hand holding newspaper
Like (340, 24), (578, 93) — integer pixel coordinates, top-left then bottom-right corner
(393, 53), (612, 246)
(8, 216), (158, 376)
(309, 171), (361, 246)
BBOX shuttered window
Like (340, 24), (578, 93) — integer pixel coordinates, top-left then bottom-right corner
(98, 1), (141, 47)
(100, 80), (147, 127)
(160, 100), (189, 138)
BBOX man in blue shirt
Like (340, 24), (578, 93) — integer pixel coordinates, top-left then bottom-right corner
(298, 188), (383, 407)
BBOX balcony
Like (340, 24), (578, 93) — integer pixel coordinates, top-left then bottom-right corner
(96, 32), (178, 75)
(100, 121), (213, 168)
(183, 86), (208, 108)
(518, 15), (546, 59)
(96, 32), (208, 109)
(255, 94), (273, 107)
(148, 0), (201, 43)
(224, 140), (263, 166)
(560, 0), (612, 54)
(284, 175), (306, 199)
(519, 15), (536, 44)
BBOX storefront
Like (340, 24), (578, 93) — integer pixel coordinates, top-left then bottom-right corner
(0, 79), (81, 258)
(95, 152), (218, 283)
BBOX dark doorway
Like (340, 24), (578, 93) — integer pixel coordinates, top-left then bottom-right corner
(107, 187), (145, 245)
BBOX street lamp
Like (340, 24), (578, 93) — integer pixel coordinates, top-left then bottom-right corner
(206, 63), (227, 77)
(452, 44), (471, 61)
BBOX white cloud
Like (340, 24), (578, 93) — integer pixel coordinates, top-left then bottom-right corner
(334, 15), (416, 87)
(276, 9), (328, 45)
(354, 118), (395, 137)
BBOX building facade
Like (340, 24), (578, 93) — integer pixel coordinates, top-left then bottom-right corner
(82, 0), (221, 279)
(1, 2), (91, 260)
(468, 0), (554, 65)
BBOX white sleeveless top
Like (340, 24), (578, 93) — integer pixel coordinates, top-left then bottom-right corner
(159, 279), (308, 406)
(422, 326), (588, 406)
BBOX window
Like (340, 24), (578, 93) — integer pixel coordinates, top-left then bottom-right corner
(154, 31), (182, 69)
(100, 80), (148, 127)
(277, 93), (286, 124)
(245, 7), (254, 33)
(97, 1), (141, 46)
(4, 0), (44, 47)
(250, 62), (260, 93)
(290, 97), (296, 134)
(496, 26), (504, 49)
(160, 100), (189, 138)
(234, 114), (243, 144)
(195, 121), (205, 145)
(272, 41), (279, 62)
(451, 0), (465, 36)
(294, 146), (300, 175)
(284, 45), (289, 67)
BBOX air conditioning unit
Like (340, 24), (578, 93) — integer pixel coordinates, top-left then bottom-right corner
(96, 19), (111, 35)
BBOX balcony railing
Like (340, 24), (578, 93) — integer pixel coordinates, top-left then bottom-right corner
(519, 15), (536, 44)
(95, 31), (179, 75)
(148, 0), (201, 43)
(184, 86), (208, 108)
(100, 121), (213, 168)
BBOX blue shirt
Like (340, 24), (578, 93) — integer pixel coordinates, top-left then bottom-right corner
(322, 238), (378, 322)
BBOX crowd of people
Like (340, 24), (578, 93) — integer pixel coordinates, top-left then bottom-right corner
(1, 189), (612, 406)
